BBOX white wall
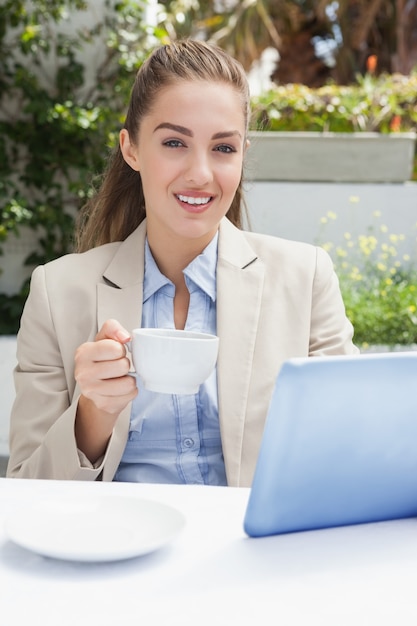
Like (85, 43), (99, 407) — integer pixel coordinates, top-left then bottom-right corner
(246, 181), (417, 260)
(0, 337), (17, 457)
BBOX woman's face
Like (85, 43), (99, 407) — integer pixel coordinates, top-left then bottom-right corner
(120, 80), (247, 250)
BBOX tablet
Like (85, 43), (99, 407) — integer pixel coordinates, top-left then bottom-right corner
(244, 352), (417, 537)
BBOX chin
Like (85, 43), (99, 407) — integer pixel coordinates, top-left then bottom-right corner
(174, 217), (219, 239)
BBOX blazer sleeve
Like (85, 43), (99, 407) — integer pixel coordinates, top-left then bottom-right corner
(7, 265), (108, 480)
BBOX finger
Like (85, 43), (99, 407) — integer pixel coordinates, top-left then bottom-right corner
(95, 318), (131, 344)
(76, 339), (127, 364)
(86, 356), (132, 381)
(83, 374), (138, 399)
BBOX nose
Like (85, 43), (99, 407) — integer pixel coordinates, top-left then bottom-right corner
(184, 150), (213, 186)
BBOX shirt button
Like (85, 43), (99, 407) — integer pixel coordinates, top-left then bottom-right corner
(183, 438), (194, 448)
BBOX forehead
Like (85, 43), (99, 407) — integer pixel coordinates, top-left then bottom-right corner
(146, 80), (247, 128)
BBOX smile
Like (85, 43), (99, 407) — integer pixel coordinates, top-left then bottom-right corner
(176, 194), (213, 206)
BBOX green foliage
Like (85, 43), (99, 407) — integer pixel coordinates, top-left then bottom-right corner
(250, 72), (417, 133)
(0, 289), (29, 335)
(319, 213), (417, 348)
(0, 0), (166, 333)
(342, 270), (417, 348)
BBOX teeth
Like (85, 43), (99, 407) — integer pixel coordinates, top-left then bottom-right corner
(177, 194), (211, 205)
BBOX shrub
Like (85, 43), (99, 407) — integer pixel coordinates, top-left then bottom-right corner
(319, 212), (417, 348)
(250, 72), (417, 134)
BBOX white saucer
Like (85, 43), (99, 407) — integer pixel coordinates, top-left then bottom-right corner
(5, 494), (186, 562)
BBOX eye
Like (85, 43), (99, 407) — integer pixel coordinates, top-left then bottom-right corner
(163, 139), (185, 148)
(214, 144), (236, 154)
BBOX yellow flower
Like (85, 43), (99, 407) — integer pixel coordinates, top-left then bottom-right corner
(344, 232), (351, 240)
(358, 235), (376, 256)
(377, 263), (387, 272)
(409, 305), (417, 313)
(349, 196), (360, 203)
(349, 267), (363, 281)
(321, 242), (333, 252)
(320, 217), (328, 224)
(373, 211), (381, 218)
(327, 211), (337, 220)
(380, 224), (388, 233)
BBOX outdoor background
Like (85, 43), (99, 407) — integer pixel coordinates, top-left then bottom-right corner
(1, 0), (417, 348)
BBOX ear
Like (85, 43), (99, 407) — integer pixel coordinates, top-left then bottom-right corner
(120, 129), (140, 171)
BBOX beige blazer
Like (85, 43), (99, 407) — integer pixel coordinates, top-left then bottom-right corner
(7, 218), (358, 486)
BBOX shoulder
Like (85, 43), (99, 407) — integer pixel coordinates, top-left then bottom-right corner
(46, 241), (122, 272)
(219, 219), (333, 278)
(32, 241), (123, 291)
(242, 230), (332, 274)
(243, 230), (315, 255)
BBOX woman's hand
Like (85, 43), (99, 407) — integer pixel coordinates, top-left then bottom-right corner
(74, 319), (138, 463)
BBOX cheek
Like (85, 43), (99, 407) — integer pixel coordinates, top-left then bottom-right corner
(221, 165), (243, 196)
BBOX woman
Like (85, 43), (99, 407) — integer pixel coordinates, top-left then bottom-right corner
(7, 39), (358, 486)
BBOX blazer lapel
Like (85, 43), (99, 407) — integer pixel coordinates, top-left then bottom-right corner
(97, 221), (147, 481)
(216, 219), (265, 486)
(97, 220), (147, 333)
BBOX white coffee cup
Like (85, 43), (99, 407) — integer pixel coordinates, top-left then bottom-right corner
(129, 328), (219, 395)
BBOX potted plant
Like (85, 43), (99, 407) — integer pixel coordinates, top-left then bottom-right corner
(247, 71), (417, 183)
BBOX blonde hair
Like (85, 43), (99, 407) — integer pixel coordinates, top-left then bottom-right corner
(75, 39), (251, 252)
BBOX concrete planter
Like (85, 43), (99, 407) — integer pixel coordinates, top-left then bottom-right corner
(246, 131), (416, 183)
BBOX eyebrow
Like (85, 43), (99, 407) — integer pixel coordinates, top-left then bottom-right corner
(154, 122), (242, 140)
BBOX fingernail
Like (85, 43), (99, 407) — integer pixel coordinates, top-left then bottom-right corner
(117, 330), (131, 342)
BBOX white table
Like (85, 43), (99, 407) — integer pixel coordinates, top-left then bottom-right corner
(1, 478), (417, 626)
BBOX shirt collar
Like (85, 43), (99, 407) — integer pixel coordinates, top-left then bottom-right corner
(143, 240), (172, 302)
(183, 232), (218, 302)
(143, 233), (218, 303)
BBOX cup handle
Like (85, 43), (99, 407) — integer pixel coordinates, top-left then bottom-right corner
(125, 341), (136, 375)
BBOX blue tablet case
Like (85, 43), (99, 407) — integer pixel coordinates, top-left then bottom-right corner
(244, 352), (417, 537)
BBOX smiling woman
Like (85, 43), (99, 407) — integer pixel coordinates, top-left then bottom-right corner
(7, 39), (358, 485)
(119, 80), (247, 263)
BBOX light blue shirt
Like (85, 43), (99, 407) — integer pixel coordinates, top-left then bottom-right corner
(114, 233), (227, 485)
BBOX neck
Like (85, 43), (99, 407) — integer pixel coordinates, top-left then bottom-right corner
(147, 228), (217, 287)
